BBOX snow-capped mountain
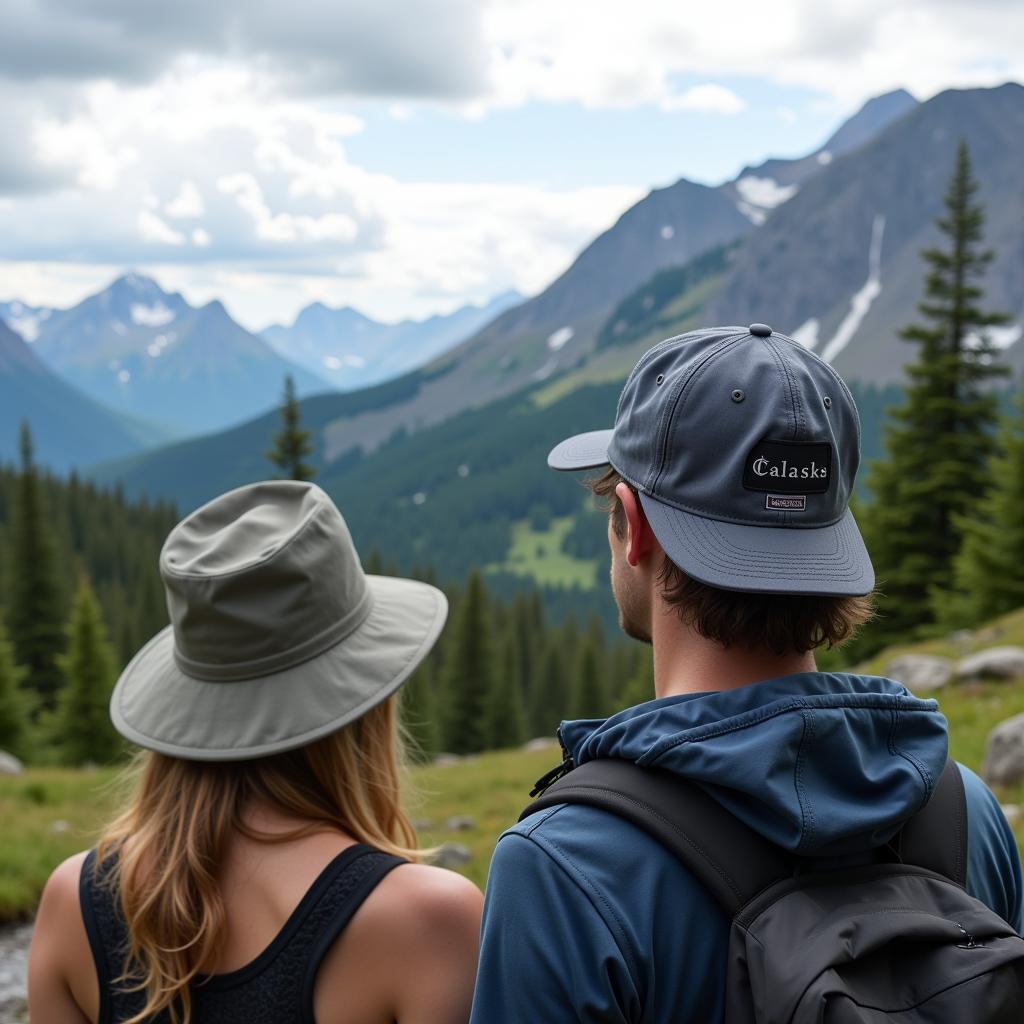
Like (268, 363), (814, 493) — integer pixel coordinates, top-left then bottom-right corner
(718, 89), (919, 225)
(20, 274), (331, 436)
(707, 83), (1024, 383)
(262, 289), (523, 392)
(0, 299), (55, 343)
(0, 318), (169, 471)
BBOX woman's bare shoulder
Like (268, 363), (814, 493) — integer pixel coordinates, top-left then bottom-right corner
(38, 850), (91, 918)
(29, 850), (96, 1023)
(314, 862), (483, 1023)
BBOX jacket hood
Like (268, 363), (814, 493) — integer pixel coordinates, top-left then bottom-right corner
(560, 672), (949, 855)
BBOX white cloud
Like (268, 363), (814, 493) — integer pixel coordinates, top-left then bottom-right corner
(138, 210), (187, 246)
(166, 181), (205, 219)
(661, 84), (747, 115)
(191, 227), (212, 247)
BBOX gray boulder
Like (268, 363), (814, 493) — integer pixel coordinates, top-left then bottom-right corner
(0, 751), (24, 775)
(886, 654), (954, 692)
(523, 737), (559, 752)
(956, 646), (1024, 682)
(429, 843), (473, 869)
(982, 712), (1024, 786)
(445, 815), (477, 832)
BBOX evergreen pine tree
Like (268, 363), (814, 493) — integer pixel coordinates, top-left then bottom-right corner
(8, 422), (66, 711)
(483, 630), (526, 750)
(440, 570), (493, 754)
(571, 634), (610, 719)
(863, 141), (1010, 645)
(56, 576), (122, 765)
(0, 617), (29, 760)
(936, 393), (1024, 626)
(619, 656), (655, 710)
(527, 641), (567, 739)
(401, 663), (439, 760)
(267, 375), (316, 481)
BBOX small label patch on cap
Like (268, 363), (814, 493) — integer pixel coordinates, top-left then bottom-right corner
(766, 494), (806, 511)
(743, 440), (832, 494)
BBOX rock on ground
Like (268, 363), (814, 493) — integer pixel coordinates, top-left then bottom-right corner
(429, 843), (473, 869)
(0, 923), (32, 1023)
(0, 751), (24, 775)
(886, 654), (954, 692)
(983, 712), (1024, 786)
(445, 815), (476, 832)
(957, 646), (1024, 682)
(522, 737), (559, 752)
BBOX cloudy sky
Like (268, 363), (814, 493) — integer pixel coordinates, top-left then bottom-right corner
(0, 0), (1020, 329)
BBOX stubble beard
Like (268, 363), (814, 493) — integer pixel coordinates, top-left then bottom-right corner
(611, 556), (652, 645)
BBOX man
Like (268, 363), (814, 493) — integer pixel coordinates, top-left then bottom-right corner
(470, 324), (1024, 1022)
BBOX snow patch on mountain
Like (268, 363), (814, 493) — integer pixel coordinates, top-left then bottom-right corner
(736, 201), (767, 226)
(790, 318), (820, 350)
(131, 302), (176, 327)
(2, 302), (53, 343)
(965, 324), (1023, 352)
(736, 175), (798, 209)
(547, 326), (574, 351)
(821, 214), (886, 364)
(322, 354), (366, 371)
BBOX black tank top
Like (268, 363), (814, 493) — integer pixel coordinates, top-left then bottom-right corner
(79, 843), (405, 1024)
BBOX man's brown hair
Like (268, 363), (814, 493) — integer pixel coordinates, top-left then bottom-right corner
(589, 468), (873, 654)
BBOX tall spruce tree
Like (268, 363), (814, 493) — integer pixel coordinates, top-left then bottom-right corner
(440, 570), (493, 754)
(936, 393), (1024, 626)
(528, 641), (567, 739)
(0, 617), (29, 760)
(571, 633), (610, 719)
(402, 663), (440, 760)
(8, 422), (66, 711)
(483, 631), (526, 750)
(267, 374), (316, 481)
(56, 576), (122, 765)
(863, 141), (1010, 645)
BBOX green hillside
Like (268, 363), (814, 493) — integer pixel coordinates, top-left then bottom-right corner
(5, 598), (1024, 920)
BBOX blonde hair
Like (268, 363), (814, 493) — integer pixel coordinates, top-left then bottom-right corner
(95, 695), (420, 1024)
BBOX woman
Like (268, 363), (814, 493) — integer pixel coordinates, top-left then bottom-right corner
(28, 480), (482, 1024)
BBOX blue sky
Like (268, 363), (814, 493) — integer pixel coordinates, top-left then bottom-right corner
(0, 0), (1020, 328)
(343, 78), (843, 191)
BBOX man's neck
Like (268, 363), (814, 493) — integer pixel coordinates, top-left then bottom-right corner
(651, 605), (816, 697)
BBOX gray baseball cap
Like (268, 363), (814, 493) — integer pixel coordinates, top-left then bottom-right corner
(548, 324), (874, 596)
(110, 480), (447, 760)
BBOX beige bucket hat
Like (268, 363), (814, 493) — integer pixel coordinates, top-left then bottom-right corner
(110, 480), (447, 761)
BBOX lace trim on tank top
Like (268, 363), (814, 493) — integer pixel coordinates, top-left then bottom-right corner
(79, 843), (405, 1024)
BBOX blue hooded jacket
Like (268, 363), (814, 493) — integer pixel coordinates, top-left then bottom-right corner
(471, 672), (1024, 1023)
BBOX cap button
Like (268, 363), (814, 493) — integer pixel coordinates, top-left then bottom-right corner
(749, 323), (772, 337)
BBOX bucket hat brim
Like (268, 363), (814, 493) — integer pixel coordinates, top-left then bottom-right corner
(110, 575), (447, 761)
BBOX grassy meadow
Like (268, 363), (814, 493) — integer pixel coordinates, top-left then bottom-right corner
(4, 610), (1024, 922)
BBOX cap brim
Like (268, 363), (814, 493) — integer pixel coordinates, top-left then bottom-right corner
(639, 493), (875, 597)
(548, 429), (614, 471)
(110, 576), (447, 761)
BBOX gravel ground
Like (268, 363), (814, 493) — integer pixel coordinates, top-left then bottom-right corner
(0, 924), (31, 1024)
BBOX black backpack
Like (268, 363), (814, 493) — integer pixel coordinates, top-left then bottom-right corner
(521, 758), (1024, 1022)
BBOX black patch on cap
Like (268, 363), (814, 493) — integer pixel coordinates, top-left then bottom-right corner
(743, 440), (832, 494)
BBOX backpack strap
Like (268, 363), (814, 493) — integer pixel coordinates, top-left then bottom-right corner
(892, 758), (968, 886)
(520, 758), (791, 915)
(520, 757), (970, 915)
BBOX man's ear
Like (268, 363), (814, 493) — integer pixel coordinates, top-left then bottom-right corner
(615, 482), (656, 567)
